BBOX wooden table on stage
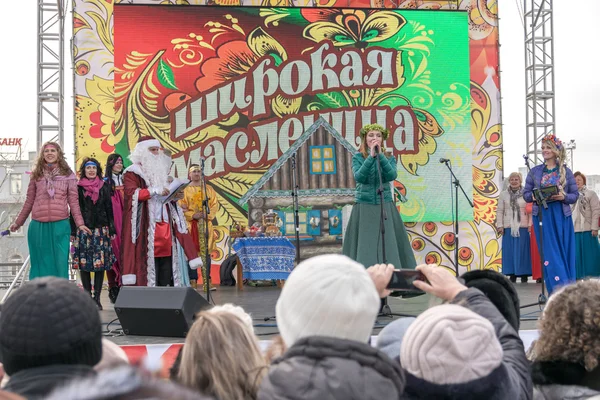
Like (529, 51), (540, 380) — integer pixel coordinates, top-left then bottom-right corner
(232, 237), (296, 291)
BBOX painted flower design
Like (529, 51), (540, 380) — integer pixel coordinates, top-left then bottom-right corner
(400, 108), (444, 176)
(301, 9), (406, 48)
(195, 27), (300, 117)
(76, 76), (119, 166)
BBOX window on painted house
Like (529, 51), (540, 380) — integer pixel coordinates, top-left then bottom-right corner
(309, 145), (336, 175)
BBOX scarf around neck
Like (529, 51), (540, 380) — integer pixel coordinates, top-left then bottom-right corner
(509, 187), (523, 237)
(43, 164), (71, 198)
(78, 176), (104, 204)
(573, 186), (588, 231)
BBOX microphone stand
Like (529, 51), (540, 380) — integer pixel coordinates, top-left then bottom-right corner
(290, 154), (301, 263)
(200, 158), (212, 303)
(441, 159), (474, 275)
(374, 147), (417, 318)
(521, 155), (547, 309)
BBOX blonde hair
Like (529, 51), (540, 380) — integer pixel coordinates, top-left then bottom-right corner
(31, 141), (72, 180)
(542, 139), (568, 194)
(533, 280), (600, 371)
(507, 172), (523, 187)
(206, 303), (253, 332)
(178, 309), (266, 400)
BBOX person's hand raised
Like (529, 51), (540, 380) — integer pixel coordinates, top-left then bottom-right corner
(412, 263), (467, 301)
(366, 263), (394, 298)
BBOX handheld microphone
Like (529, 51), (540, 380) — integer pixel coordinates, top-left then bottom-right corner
(373, 144), (380, 154)
(439, 158), (450, 163)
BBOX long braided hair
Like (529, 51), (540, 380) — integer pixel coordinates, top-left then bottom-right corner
(542, 135), (567, 194)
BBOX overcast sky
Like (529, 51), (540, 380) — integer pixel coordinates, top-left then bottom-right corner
(1, 1), (598, 177)
(498, 0), (600, 176)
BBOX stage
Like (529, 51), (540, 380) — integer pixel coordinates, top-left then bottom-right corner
(100, 281), (544, 346)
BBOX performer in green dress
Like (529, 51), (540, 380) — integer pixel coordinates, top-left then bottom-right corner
(342, 124), (416, 270)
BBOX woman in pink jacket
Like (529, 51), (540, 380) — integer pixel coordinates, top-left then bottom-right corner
(9, 142), (90, 279)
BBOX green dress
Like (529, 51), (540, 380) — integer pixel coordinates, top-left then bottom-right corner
(28, 219), (71, 279)
(342, 152), (416, 270)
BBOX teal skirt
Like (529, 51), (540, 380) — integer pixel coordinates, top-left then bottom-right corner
(575, 231), (600, 279)
(28, 219), (70, 280)
(342, 202), (417, 270)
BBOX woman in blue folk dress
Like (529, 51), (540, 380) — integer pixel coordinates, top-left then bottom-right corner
(497, 172), (532, 283)
(523, 134), (578, 295)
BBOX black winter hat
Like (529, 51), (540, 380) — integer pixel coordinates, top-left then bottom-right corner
(0, 277), (102, 375)
(460, 269), (520, 331)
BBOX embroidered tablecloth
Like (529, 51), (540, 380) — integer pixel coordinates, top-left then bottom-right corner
(232, 237), (296, 280)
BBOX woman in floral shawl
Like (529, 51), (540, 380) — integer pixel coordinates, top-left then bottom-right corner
(10, 142), (90, 279)
(496, 172), (532, 282)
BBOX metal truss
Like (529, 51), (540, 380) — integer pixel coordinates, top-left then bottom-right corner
(37, 0), (67, 149)
(524, 0), (555, 165)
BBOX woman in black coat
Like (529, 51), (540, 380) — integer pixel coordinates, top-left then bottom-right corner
(71, 158), (115, 310)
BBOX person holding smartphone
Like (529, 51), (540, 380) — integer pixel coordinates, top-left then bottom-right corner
(523, 134), (578, 294)
(342, 124), (416, 272)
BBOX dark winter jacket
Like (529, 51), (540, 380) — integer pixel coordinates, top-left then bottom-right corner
(532, 360), (600, 400)
(70, 184), (115, 236)
(3, 364), (95, 400)
(258, 336), (405, 400)
(401, 288), (533, 400)
(523, 164), (578, 217)
(352, 152), (397, 204)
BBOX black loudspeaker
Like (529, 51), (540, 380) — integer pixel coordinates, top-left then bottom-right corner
(115, 287), (211, 337)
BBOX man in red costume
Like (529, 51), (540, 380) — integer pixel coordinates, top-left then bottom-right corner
(121, 137), (202, 286)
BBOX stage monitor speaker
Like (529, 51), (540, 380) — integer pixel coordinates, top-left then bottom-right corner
(115, 287), (211, 337)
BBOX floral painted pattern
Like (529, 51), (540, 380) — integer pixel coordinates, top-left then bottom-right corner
(74, 0), (503, 277)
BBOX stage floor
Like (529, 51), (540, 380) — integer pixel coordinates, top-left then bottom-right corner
(99, 281), (546, 346)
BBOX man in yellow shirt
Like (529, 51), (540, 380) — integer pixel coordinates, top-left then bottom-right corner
(180, 164), (219, 291)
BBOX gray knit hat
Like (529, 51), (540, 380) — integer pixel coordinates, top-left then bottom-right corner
(0, 277), (102, 375)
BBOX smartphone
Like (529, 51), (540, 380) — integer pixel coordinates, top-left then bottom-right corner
(386, 270), (427, 291)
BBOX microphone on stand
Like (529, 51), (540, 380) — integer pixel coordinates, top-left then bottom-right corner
(439, 158), (450, 163)
(373, 144), (380, 154)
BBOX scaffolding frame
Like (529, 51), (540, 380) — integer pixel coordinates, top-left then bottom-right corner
(524, 0), (555, 165)
(37, 0), (67, 149)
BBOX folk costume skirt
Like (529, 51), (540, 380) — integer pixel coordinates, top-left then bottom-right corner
(574, 231), (600, 279)
(28, 219), (71, 279)
(501, 228), (532, 277)
(343, 202), (417, 270)
(532, 201), (576, 295)
(72, 226), (115, 272)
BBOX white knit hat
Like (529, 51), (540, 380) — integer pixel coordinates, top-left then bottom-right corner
(400, 304), (503, 385)
(276, 254), (380, 348)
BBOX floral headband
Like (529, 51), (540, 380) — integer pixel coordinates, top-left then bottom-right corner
(188, 166), (201, 173)
(542, 134), (563, 150)
(359, 124), (389, 140)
